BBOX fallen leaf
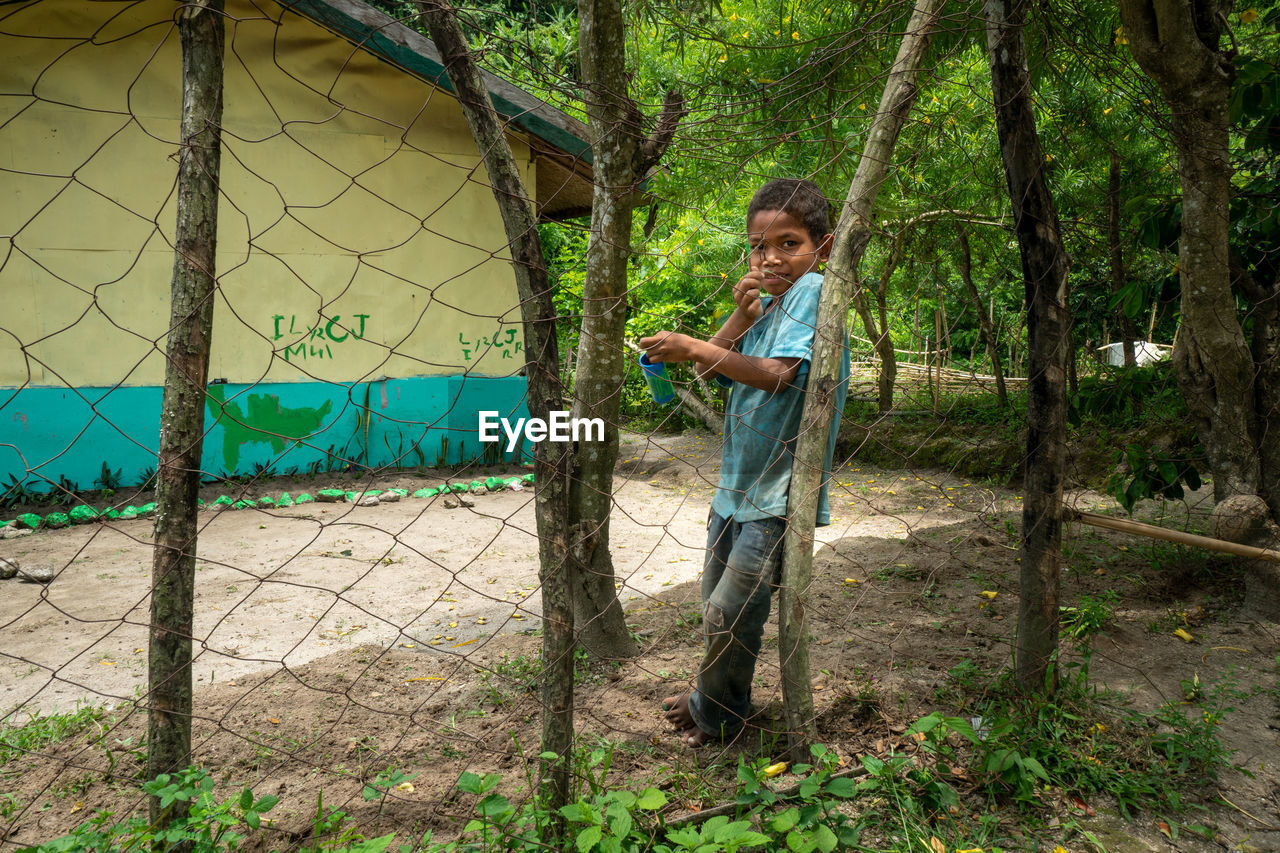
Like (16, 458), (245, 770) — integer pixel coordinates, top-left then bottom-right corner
(1068, 794), (1094, 816)
(979, 590), (998, 599)
(1173, 628), (1195, 643)
(762, 762), (787, 778)
(268, 718), (280, 724)
(1155, 820), (1172, 839)
(404, 676), (444, 683)
(928, 836), (945, 853)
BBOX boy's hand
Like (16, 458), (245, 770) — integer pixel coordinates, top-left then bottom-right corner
(640, 331), (700, 363)
(733, 271), (766, 321)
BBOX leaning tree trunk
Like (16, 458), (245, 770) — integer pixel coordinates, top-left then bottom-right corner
(147, 0), (223, 826)
(1120, 0), (1280, 613)
(571, 0), (683, 659)
(417, 0), (576, 816)
(956, 226), (1008, 407)
(986, 0), (1072, 693)
(779, 0), (944, 762)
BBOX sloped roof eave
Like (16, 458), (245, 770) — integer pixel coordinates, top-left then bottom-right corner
(278, 0), (593, 169)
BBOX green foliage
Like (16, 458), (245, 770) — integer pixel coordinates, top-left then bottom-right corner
(1067, 364), (1184, 429)
(1109, 444), (1202, 514)
(16, 767), (279, 853)
(1059, 590), (1120, 640)
(923, 655), (1237, 818)
(736, 745), (861, 853)
(1, 705), (109, 766)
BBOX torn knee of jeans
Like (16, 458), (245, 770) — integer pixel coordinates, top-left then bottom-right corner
(704, 602), (725, 629)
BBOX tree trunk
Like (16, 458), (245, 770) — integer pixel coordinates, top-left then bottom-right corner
(417, 0), (576, 815)
(956, 226), (1008, 406)
(571, 0), (683, 659)
(147, 0), (223, 825)
(854, 238), (900, 413)
(986, 0), (1071, 694)
(779, 0), (943, 762)
(1109, 149), (1139, 367)
(874, 247), (898, 412)
(1120, 0), (1280, 612)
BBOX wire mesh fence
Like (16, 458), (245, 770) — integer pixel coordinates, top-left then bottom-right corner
(2, 0), (1278, 850)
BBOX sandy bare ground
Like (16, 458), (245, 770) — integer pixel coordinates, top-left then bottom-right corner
(1, 429), (1278, 852)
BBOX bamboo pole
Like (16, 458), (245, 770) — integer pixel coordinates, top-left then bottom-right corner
(1064, 506), (1280, 562)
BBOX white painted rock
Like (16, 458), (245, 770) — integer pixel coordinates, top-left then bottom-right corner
(380, 492), (401, 503)
(17, 564), (54, 584)
(1, 526), (33, 539)
(358, 496), (380, 507)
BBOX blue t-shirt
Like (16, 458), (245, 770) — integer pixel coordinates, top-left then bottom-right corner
(710, 272), (849, 526)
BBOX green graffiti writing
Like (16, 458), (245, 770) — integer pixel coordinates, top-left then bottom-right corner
(206, 384), (334, 469)
(272, 313), (370, 362)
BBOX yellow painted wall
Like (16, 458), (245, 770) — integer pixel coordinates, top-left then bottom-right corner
(0, 0), (533, 389)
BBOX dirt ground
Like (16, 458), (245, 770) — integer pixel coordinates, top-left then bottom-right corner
(1, 429), (1278, 852)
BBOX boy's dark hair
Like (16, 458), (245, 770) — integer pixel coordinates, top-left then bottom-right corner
(747, 178), (831, 241)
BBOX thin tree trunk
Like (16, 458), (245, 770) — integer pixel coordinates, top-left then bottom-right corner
(986, 0), (1071, 694)
(956, 226), (1008, 406)
(417, 0), (575, 815)
(856, 238), (898, 412)
(779, 0), (943, 762)
(147, 0), (223, 825)
(1109, 149), (1139, 366)
(571, 0), (683, 659)
(875, 246), (898, 411)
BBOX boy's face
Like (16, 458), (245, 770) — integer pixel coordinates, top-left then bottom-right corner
(746, 209), (832, 297)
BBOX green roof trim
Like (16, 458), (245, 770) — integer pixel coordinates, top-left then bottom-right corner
(278, 0), (592, 164)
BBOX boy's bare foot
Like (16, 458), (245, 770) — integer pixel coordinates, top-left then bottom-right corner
(662, 693), (695, 728)
(662, 693), (715, 748)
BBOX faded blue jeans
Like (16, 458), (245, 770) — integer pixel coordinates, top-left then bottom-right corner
(687, 510), (787, 739)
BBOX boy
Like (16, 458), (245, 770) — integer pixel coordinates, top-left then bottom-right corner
(639, 178), (849, 746)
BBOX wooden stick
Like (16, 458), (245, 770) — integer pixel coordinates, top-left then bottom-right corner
(1064, 506), (1280, 562)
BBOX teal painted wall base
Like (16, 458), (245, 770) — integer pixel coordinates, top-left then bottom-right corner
(0, 376), (530, 492)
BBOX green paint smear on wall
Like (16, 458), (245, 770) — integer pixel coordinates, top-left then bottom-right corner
(205, 385), (334, 469)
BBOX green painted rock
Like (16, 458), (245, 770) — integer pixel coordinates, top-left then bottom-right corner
(316, 489), (346, 503)
(69, 505), (99, 524)
(257, 497), (276, 507)
(232, 499), (254, 510)
(213, 495), (234, 506)
(44, 512), (70, 529)
(413, 487), (438, 498)
(277, 493), (294, 507)
(294, 493), (315, 504)
(17, 513), (41, 530)
(119, 507), (140, 519)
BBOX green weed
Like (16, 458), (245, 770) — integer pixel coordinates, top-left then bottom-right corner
(1, 705), (109, 766)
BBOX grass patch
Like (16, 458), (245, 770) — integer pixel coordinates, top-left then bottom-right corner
(1, 704), (110, 766)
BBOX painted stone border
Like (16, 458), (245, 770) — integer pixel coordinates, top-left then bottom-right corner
(0, 474), (535, 537)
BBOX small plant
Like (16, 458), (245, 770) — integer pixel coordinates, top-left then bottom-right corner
(95, 461), (123, 492)
(17, 767), (278, 853)
(1109, 444), (1202, 514)
(1059, 590), (1120, 640)
(362, 767), (418, 816)
(1, 704), (109, 766)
